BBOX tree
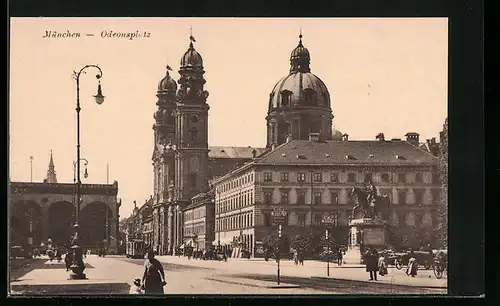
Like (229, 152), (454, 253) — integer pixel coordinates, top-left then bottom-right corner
(290, 228), (314, 256)
(436, 118), (448, 248)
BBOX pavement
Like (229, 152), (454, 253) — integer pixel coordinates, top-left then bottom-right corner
(155, 255), (448, 289)
(8, 255), (447, 295)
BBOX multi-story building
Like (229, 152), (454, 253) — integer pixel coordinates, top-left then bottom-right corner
(182, 188), (215, 251)
(214, 132), (441, 257)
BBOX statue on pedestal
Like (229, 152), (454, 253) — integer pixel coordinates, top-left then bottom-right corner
(349, 182), (390, 220)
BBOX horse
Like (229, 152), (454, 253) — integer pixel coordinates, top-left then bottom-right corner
(349, 187), (391, 220)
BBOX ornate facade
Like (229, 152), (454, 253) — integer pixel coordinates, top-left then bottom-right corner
(150, 38), (265, 255)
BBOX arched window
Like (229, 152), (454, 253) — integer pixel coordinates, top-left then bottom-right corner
(189, 173), (197, 187)
(189, 127), (198, 141)
(303, 89), (317, 106)
(281, 90), (292, 106)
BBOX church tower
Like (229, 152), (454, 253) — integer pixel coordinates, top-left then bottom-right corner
(266, 34), (334, 148)
(152, 65), (178, 254)
(152, 66), (177, 204)
(174, 36), (210, 204)
(44, 150), (57, 183)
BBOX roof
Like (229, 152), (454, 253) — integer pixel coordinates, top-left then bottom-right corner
(254, 140), (438, 166)
(208, 146), (266, 159)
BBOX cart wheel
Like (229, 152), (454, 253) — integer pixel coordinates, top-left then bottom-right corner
(433, 266), (443, 279)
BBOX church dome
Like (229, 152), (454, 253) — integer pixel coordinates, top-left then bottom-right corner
(268, 34), (331, 111)
(180, 41), (203, 68)
(157, 69), (177, 92)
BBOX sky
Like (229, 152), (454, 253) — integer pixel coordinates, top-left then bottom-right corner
(9, 18), (448, 219)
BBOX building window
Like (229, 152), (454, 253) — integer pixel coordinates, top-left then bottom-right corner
(414, 189), (424, 205)
(314, 213), (323, 226)
(189, 173), (197, 187)
(297, 213), (306, 226)
(398, 190), (407, 205)
(398, 173), (406, 183)
(314, 192), (322, 204)
(280, 191), (289, 205)
(331, 172), (339, 183)
(313, 173), (323, 182)
(297, 173), (306, 182)
(280, 172), (289, 182)
(264, 172), (273, 182)
(189, 127), (198, 141)
(281, 91), (291, 106)
(297, 191), (306, 204)
(364, 173), (373, 184)
(432, 189), (441, 205)
(415, 172), (423, 183)
(331, 192), (338, 204)
(347, 173), (357, 183)
(264, 191), (272, 205)
(432, 173), (440, 184)
(381, 173), (390, 183)
(264, 213), (271, 227)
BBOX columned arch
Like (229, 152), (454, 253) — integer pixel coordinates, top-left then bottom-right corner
(48, 201), (74, 246)
(80, 201), (112, 248)
(10, 200), (42, 246)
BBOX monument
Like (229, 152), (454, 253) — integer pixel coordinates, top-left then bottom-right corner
(343, 182), (391, 264)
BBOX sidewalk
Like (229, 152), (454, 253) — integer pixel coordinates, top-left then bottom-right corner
(10, 255), (130, 295)
(157, 255), (447, 289)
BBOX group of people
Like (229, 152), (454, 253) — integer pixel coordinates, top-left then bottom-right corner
(364, 247), (421, 281)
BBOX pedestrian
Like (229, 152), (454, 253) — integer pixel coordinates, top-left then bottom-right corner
(365, 247), (379, 281)
(64, 251), (73, 271)
(378, 253), (388, 276)
(141, 250), (166, 295)
(293, 249), (298, 265)
(406, 251), (418, 277)
(129, 278), (144, 294)
(298, 252), (304, 266)
(337, 247), (343, 266)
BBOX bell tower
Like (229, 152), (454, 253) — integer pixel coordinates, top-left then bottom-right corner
(174, 35), (210, 205)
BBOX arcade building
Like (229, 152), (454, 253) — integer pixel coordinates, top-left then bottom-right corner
(9, 152), (121, 254)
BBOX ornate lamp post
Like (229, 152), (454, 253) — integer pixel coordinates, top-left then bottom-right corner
(69, 65), (105, 280)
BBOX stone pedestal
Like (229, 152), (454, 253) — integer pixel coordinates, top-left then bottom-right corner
(344, 218), (388, 264)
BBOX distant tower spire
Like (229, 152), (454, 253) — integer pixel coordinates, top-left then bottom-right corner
(45, 150), (57, 183)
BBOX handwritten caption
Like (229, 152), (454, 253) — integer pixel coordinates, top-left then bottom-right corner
(43, 30), (151, 40)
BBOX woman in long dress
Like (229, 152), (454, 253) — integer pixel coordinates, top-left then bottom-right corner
(141, 250), (166, 294)
(406, 251), (418, 277)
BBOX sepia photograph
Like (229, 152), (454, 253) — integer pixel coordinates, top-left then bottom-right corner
(8, 17), (449, 296)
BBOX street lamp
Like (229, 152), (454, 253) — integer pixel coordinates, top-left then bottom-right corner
(73, 159), (89, 183)
(69, 64), (105, 280)
(322, 214), (336, 277)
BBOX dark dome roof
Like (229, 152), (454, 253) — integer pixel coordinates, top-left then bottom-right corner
(157, 70), (177, 92)
(268, 72), (331, 110)
(268, 34), (331, 111)
(180, 42), (203, 68)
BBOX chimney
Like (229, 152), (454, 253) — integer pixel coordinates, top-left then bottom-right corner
(376, 133), (385, 141)
(308, 132), (320, 142)
(405, 132), (420, 146)
(252, 149), (257, 159)
(342, 133), (349, 141)
(285, 134), (292, 143)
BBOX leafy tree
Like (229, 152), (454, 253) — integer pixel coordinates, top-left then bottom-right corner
(290, 228), (314, 256)
(436, 118), (448, 248)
